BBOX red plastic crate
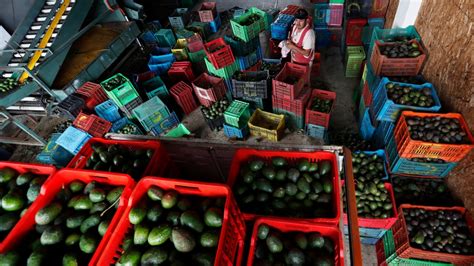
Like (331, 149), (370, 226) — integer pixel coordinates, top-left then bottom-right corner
(269, 38), (282, 58)
(97, 177), (246, 266)
(66, 138), (171, 178)
(280, 5), (300, 15)
(198, 1), (217, 22)
(393, 111), (474, 162)
(343, 182), (398, 229)
(192, 73), (227, 107)
(393, 204), (474, 265)
(371, 40), (427, 76)
(362, 80), (372, 106)
(272, 85), (311, 116)
(247, 218), (344, 266)
(204, 38), (235, 69)
(0, 169), (135, 266)
(346, 18), (367, 45)
(0, 162), (56, 253)
(186, 33), (204, 53)
(227, 149), (341, 224)
(243, 60), (262, 72)
(305, 89), (337, 128)
(170, 81), (199, 115)
(328, 4), (344, 26)
(75, 82), (108, 111)
(376, 236), (386, 265)
(272, 62), (308, 101)
(72, 112), (112, 137)
(168, 61), (195, 84)
(312, 61), (321, 77)
(369, 0), (390, 18)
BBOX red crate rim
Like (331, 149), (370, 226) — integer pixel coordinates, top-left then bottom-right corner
(97, 176), (244, 265)
(247, 217), (344, 266)
(227, 148), (341, 224)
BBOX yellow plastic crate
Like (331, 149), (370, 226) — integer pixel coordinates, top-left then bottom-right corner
(172, 39), (188, 61)
(248, 109), (285, 141)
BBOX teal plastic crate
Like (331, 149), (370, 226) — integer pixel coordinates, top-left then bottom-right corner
(188, 49), (206, 63)
(100, 73), (140, 108)
(223, 123), (249, 139)
(306, 123), (327, 141)
(36, 133), (62, 165)
(224, 100), (251, 128)
(56, 126), (92, 155)
(165, 123), (191, 137)
(141, 76), (169, 100)
(273, 108), (305, 130)
(205, 58), (239, 80)
(368, 26), (422, 60)
(132, 96), (171, 132)
(155, 29), (176, 47)
(388, 257), (453, 266)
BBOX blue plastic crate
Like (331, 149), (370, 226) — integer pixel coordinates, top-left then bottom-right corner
(236, 46), (263, 71)
(36, 133), (62, 165)
(306, 123), (327, 141)
(386, 134), (458, 178)
(359, 107), (375, 141)
(373, 120), (395, 149)
(354, 149), (389, 180)
(150, 112), (180, 136)
(314, 3), (330, 26)
(271, 14), (295, 40)
(95, 99), (121, 122)
(315, 26), (331, 48)
(51, 146), (74, 168)
(372, 78), (442, 123)
(111, 117), (129, 132)
(141, 30), (157, 44)
(344, 225), (386, 240)
(56, 126), (92, 155)
(148, 54), (175, 75)
(224, 78), (233, 94)
(224, 124), (249, 139)
(209, 15), (221, 33)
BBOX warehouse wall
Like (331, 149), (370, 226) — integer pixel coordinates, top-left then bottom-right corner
(413, 0), (474, 214)
(210, 0), (312, 12)
(0, 0), (35, 34)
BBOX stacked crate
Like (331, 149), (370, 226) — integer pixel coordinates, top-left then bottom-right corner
(167, 61), (195, 84)
(192, 73), (227, 107)
(271, 62), (309, 130)
(305, 89), (336, 141)
(313, 3), (344, 49)
(185, 34), (207, 74)
(100, 73), (143, 120)
(232, 69), (271, 112)
(223, 100), (252, 139)
(131, 96), (175, 134)
(204, 37), (238, 93)
(170, 81), (199, 115)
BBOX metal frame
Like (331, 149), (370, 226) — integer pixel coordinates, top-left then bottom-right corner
(105, 133), (363, 265)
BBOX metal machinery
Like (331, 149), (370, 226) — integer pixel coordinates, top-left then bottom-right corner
(0, 0), (143, 146)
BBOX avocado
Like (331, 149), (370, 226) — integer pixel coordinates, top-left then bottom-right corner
(118, 249), (141, 266)
(297, 178), (311, 194)
(262, 166), (276, 180)
(80, 214), (101, 233)
(66, 213), (86, 229)
(90, 202), (108, 214)
(148, 224), (172, 246)
(308, 233), (325, 248)
(147, 185), (164, 201)
(266, 234), (283, 253)
(298, 159), (310, 172)
(1, 191), (25, 211)
(285, 248), (305, 265)
(72, 195), (93, 210)
(27, 184), (41, 202)
(147, 205), (163, 222)
(65, 233), (81, 246)
(171, 228), (196, 252)
(79, 234), (98, 254)
(161, 190), (178, 209)
(272, 157), (287, 167)
(0, 167), (17, 183)
(319, 161), (332, 176)
(0, 251), (19, 265)
(35, 202), (62, 225)
(134, 224), (150, 245)
(258, 225), (270, 240)
(249, 160), (265, 171)
(62, 253), (79, 266)
(166, 211), (181, 226)
(295, 233), (308, 249)
(193, 252), (214, 266)
(275, 170), (287, 181)
(181, 210), (204, 233)
(177, 198), (192, 211)
(200, 230), (219, 247)
(40, 225), (64, 245)
(204, 207), (223, 227)
(89, 188), (106, 203)
(0, 213), (18, 232)
(255, 178), (273, 193)
(285, 183), (298, 196)
(287, 168), (300, 183)
(129, 206), (147, 225)
(27, 251), (44, 266)
(106, 186), (124, 204)
(98, 219), (110, 236)
(16, 172), (33, 186)
(141, 247), (168, 265)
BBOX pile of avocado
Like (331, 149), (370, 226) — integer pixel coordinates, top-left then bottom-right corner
(385, 82), (435, 107)
(392, 177), (458, 207)
(379, 41), (422, 58)
(233, 157), (334, 219)
(102, 75), (128, 91)
(85, 144), (154, 179)
(0, 167), (47, 240)
(118, 186), (224, 265)
(406, 116), (469, 144)
(0, 180), (124, 265)
(260, 61), (282, 78)
(0, 78), (19, 93)
(309, 97), (333, 114)
(329, 131), (373, 151)
(403, 208), (474, 255)
(253, 224), (335, 266)
(350, 152), (393, 219)
(117, 124), (140, 135)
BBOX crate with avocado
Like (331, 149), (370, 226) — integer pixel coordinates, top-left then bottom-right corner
(201, 99), (230, 131)
(247, 218), (344, 266)
(393, 205), (474, 264)
(230, 10), (264, 42)
(391, 175), (460, 207)
(372, 78), (441, 122)
(98, 177), (246, 265)
(66, 138), (170, 180)
(227, 149), (341, 224)
(305, 89), (337, 128)
(0, 169), (134, 265)
(0, 77), (19, 95)
(393, 111), (474, 162)
(100, 73), (140, 108)
(0, 162), (55, 252)
(371, 39), (426, 76)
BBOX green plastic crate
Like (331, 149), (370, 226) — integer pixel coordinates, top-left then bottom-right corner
(224, 100), (251, 128)
(383, 229), (395, 259)
(155, 29), (176, 47)
(248, 7), (269, 30)
(174, 28), (195, 39)
(165, 123), (191, 137)
(388, 257), (453, 266)
(329, 0), (345, 3)
(188, 49), (206, 63)
(141, 76), (169, 100)
(345, 46), (366, 77)
(100, 73), (140, 107)
(205, 58), (238, 80)
(230, 8), (265, 42)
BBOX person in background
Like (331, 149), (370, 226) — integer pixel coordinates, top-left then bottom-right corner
(285, 8), (315, 85)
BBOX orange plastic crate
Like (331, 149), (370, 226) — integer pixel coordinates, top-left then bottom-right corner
(371, 40), (427, 76)
(72, 112), (112, 137)
(272, 85), (311, 116)
(305, 89), (337, 127)
(394, 111), (474, 162)
(98, 177), (246, 266)
(393, 204), (474, 265)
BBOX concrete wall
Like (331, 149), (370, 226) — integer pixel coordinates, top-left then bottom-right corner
(0, 0), (35, 34)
